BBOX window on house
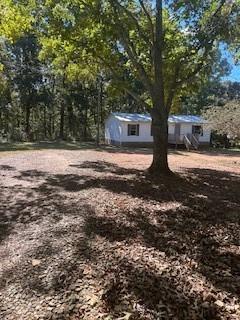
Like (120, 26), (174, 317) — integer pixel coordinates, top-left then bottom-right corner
(192, 125), (203, 136)
(128, 124), (139, 136)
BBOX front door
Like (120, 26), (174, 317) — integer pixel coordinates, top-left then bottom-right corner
(192, 125), (202, 141)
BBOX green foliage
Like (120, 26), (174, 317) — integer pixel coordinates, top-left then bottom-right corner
(0, 33), (105, 141)
(0, 0), (33, 41)
(32, 0), (237, 116)
(203, 100), (240, 140)
(0, 0), (239, 146)
(181, 80), (240, 114)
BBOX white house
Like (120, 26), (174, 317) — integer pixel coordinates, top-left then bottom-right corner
(105, 113), (211, 149)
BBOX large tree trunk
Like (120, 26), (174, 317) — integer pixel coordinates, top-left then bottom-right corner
(149, 106), (170, 174)
(148, 0), (171, 175)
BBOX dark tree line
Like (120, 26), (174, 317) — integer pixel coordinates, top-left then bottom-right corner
(0, 33), (239, 144)
(0, 35), (116, 141)
(182, 80), (240, 115)
(0, 33), (144, 142)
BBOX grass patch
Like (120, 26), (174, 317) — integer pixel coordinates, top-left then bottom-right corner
(0, 141), (98, 153)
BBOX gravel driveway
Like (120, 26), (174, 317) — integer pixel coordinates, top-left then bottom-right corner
(0, 146), (239, 320)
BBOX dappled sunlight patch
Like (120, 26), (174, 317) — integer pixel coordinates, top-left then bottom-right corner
(192, 193), (209, 200)
(0, 149), (240, 319)
(153, 201), (183, 212)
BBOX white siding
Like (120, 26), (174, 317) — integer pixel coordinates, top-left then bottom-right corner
(180, 123), (192, 139)
(105, 115), (211, 144)
(180, 123), (211, 143)
(105, 116), (122, 143)
(121, 122), (153, 142)
(168, 124), (175, 134)
(199, 124), (211, 143)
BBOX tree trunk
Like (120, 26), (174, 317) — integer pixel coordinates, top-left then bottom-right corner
(67, 100), (74, 138)
(43, 106), (47, 139)
(96, 76), (101, 145)
(83, 104), (88, 140)
(25, 105), (31, 140)
(59, 102), (65, 140)
(49, 110), (52, 138)
(148, 0), (171, 175)
(0, 109), (2, 131)
(149, 106), (170, 174)
(59, 74), (66, 140)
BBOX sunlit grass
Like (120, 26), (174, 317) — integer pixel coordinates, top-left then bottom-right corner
(0, 141), (97, 153)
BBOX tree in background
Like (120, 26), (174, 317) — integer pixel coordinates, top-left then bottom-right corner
(0, 38), (12, 136)
(36, 0), (239, 174)
(12, 34), (43, 139)
(203, 101), (240, 145)
(0, 0), (33, 41)
(181, 79), (240, 115)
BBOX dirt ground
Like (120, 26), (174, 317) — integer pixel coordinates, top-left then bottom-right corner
(0, 145), (239, 320)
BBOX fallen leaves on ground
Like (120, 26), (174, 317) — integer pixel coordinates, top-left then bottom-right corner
(0, 148), (239, 320)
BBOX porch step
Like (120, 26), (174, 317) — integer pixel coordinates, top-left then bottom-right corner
(183, 134), (199, 151)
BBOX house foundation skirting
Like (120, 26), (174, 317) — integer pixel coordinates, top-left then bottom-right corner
(120, 141), (154, 147)
(106, 139), (210, 148)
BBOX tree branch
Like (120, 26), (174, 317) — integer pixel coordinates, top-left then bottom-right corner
(120, 34), (153, 94)
(152, 0), (165, 111)
(138, 0), (154, 43)
(109, 0), (153, 94)
(212, 0), (227, 19)
(181, 0), (227, 64)
(177, 44), (213, 85)
(166, 62), (181, 113)
(124, 87), (151, 111)
(111, 0), (152, 47)
(94, 54), (150, 110)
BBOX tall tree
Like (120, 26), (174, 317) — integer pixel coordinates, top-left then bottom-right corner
(38, 0), (238, 174)
(1, 0), (239, 174)
(203, 100), (240, 140)
(181, 80), (240, 115)
(150, 0), (168, 173)
(12, 34), (43, 139)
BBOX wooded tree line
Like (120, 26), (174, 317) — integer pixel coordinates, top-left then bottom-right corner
(0, 0), (239, 173)
(0, 33), (146, 141)
(1, 33), (239, 143)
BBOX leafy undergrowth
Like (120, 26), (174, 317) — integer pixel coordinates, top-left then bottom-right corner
(0, 149), (239, 320)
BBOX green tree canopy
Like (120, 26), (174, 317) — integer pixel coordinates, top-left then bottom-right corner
(0, 0), (33, 41)
(203, 100), (240, 140)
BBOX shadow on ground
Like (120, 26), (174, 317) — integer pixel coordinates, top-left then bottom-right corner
(1, 141), (239, 158)
(0, 141), (186, 156)
(0, 160), (239, 319)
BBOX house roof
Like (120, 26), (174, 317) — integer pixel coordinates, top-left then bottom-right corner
(112, 113), (151, 122)
(111, 113), (206, 123)
(168, 115), (207, 123)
